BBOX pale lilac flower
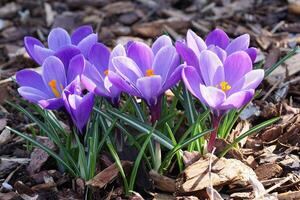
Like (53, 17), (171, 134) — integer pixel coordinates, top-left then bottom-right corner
(182, 50), (264, 111)
(16, 54), (85, 109)
(108, 35), (183, 120)
(81, 43), (126, 105)
(24, 25), (97, 67)
(176, 29), (257, 70)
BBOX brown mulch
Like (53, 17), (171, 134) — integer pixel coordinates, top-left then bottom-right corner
(0, 0), (300, 199)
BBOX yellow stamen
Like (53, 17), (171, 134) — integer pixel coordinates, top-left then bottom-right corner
(104, 69), (109, 76)
(146, 69), (154, 77)
(219, 81), (231, 92)
(48, 80), (61, 98)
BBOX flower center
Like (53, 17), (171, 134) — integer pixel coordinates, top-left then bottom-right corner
(146, 69), (154, 77)
(104, 69), (109, 76)
(219, 81), (231, 92)
(48, 80), (63, 98)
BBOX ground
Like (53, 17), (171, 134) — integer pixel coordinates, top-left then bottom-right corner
(0, 0), (299, 199)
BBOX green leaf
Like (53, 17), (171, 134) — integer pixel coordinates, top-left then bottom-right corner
(265, 46), (298, 77)
(95, 108), (174, 149)
(106, 137), (129, 195)
(128, 125), (154, 192)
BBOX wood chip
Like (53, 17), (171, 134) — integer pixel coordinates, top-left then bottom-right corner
(133, 18), (190, 37)
(86, 161), (132, 188)
(255, 163), (283, 180)
(149, 170), (176, 193)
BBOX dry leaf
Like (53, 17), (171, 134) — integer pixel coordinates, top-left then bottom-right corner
(176, 154), (257, 193)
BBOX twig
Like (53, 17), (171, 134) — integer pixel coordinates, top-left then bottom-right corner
(0, 165), (22, 192)
(262, 80), (281, 101)
(209, 148), (216, 200)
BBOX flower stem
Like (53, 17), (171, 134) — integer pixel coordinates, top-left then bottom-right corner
(207, 113), (221, 152)
(150, 96), (162, 171)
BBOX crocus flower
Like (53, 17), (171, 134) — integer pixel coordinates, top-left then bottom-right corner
(182, 50), (264, 151)
(63, 77), (94, 132)
(24, 25), (97, 66)
(16, 54), (85, 109)
(176, 29), (257, 68)
(108, 35), (183, 121)
(81, 43), (126, 106)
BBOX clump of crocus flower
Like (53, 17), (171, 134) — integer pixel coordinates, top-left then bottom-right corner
(108, 35), (183, 122)
(181, 49), (264, 151)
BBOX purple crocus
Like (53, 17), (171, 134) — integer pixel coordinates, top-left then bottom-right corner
(63, 77), (94, 132)
(81, 43), (126, 106)
(24, 25), (97, 66)
(108, 35), (183, 122)
(16, 54), (85, 109)
(176, 29), (257, 67)
(181, 50), (264, 151)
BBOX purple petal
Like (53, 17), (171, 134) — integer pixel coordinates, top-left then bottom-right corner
(88, 43), (110, 74)
(199, 84), (226, 109)
(161, 64), (183, 92)
(33, 45), (54, 65)
(230, 69), (264, 95)
(136, 76), (162, 106)
(71, 25), (93, 45)
(127, 42), (154, 74)
(207, 45), (227, 63)
(182, 66), (203, 101)
(81, 63), (108, 97)
(109, 44), (126, 70)
(54, 45), (81, 71)
(223, 51), (252, 86)
(48, 28), (71, 51)
(199, 50), (223, 86)
(42, 56), (67, 97)
(67, 54), (85, 83)
(77, 33), (98, 57)
(205, 29), (230, 49)
(16, 69), (47, 92)
(108, 71), (140, 96)
(245, 47), (257, 63)
(153, 46), (180, 84)
(38, 98), (64, 110)
(112, 56), (143, 85)
(212, 65), (225, 87)
(18, 87), (48, 103)
(225, 34), (250, 55)
(175, 41), (200, 72)
(219, 89), (254, 110)
(186, 29), (207, 56)
(152, 35), (172, 55)
(67, 92), (94, 132)
(24, 36), (45, 64)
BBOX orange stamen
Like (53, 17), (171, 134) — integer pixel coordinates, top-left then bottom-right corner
(104, 69), (109, 76)
(48, 80), (61, 97)
(146, 69), (154, 77)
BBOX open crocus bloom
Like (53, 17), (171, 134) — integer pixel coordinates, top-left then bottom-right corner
(16, 54), (85, 109)
(63, 77), (94, 132)
(176, 29), (257, 68)
(81, 43), (125, 105)
(24, 25), (97, 66)
(182, 50), (264, 111)
(108, 35), (183, 108)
